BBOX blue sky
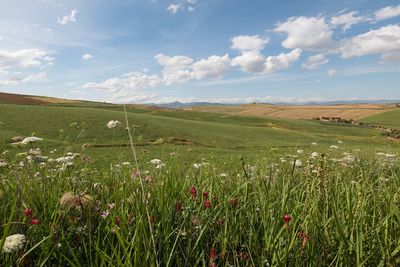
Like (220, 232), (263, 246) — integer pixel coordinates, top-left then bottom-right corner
(0, 0), (399, 103)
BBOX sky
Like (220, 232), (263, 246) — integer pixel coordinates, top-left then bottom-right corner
(0, 0), (399, 104)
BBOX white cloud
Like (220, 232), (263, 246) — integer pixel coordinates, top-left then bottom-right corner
(302, 54), (329, 70)
(274, 16), (333, 51)
(231, 51), (265, 73)
(0, 72), (46, 86)
(188, 6), (195, 12)
(57, 9), (78, 25)
(340, 24), (400, 59)
(231, 35), (269, 52)
(231, 35), (269, 74)
(330, 11), (366, 31)
(82, 54), (94, 60)
(83, 71), (161, 93)
(375, 5), (400, 21)
(155, 54), (193, 85)
(380, 51), (400, 62)
(191, 54), (231, 79)
(167, 4), (182, 14)
(187, 0), (196, 4)
(264, 49), (302, 73)
(328, 69), (337, 76)
(0, 49), (53, 70)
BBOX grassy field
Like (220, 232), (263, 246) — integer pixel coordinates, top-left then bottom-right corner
(360, 109), (400, 129)
(0, 101), (400, 266)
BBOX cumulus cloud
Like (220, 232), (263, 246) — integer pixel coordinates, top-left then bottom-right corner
(265, 49), (302, 73)
(191, 54), (231, 79)
(0, 72), (46, 86)
(231, 51), (266, 73)
(57, 9), (78, 25)
(375, 5), (400, 21)
(0, 49), (53, 70)
(274, 16), (334, 51)
(330, 11), (366, 31)
(82, 54), (93, 60)
(231, 35), (269, 73)
(302, 54), (329, 70)
(155, 54), (193, 85)
(231, 35), (269, 52)
(340, 24), (400, 59)
(167, 4), (182, 14)
(83, 71), (161, 93)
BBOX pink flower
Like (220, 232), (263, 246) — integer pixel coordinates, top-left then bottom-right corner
(202, 191), (209, 199)
(204, 200), (212, 209)
(24, 208), (32, 217)
(283, 214), (292, 224)
(101, 210), (110, 219)
(190, 186), (197, 198)
(30, 218), (40, 225)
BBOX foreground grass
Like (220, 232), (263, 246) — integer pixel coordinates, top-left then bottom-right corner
(0, 141), (399, 266)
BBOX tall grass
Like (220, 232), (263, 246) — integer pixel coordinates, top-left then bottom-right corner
(0, 115), (399, 266)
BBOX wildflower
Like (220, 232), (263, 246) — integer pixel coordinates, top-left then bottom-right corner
(190, 186), (197, 198)
(283, 214), (292, 224)
(2, 234), (26, 253)
(108, 203), (115, 209)
(24, 208), (32, 217)
(193, 163), (202, 169)
(204, 200), (212, 208)
(209, 247), (218, 263)
(337, 140), (343, 144)
(230, 198), (238, 208)
(106, 120), (122, 129)
(311, 142), (318, 146)
(175, 201), (182, 213)
(30, 218), (40, 225)
(21, 136), (42, 145)
(310, 152), (319, 158)
(101, 210), (110, 219)
(297, 231), (310, 249)
(330, 145), (339, 149)
(220, 173), (227, 177)
(149, 159), (162, 165)
(297, 149), (303, 154)
(203, 191), (209, 199)
(295, 159), (302, 167)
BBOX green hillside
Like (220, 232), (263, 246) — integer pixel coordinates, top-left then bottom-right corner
(361, 109), (400, 129)
(0, 104), (398, 165)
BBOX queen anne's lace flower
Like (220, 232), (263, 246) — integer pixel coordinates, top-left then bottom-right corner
(2, 234), (26, 253)
(106, 120), (122, 129)
(21, 136), (42, 145)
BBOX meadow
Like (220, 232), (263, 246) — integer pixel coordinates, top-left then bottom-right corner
(0, 101), (400, 266)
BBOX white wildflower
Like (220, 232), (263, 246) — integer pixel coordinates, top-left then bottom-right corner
(295, 159), (302, 167)
(337, 140), (343, 144)
(297, 149), (303, 154)
(106, 120), (122, 129)
(3, 234), (26, 253)
(149, 159), (162, 165)
(311, 142), (318, 146)
(310, 152), (319, 158)
(193, 163), (202, 169)
(21, 136), (42, 145)
(220, 173), (228, 177)
(121, 162), (131, 166)
(330, 145), (339, 149)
